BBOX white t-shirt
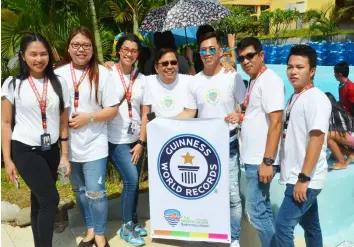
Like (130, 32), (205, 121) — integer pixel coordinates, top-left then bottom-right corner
(107, 66), (148, 144)
(1, 76), (70, 146)
(240, 69), (285, 165)
(280, 87), (331, 189)
(144, 74), (190, 117)
(185, 68), (246, 130)
(55, 64), (120, 162)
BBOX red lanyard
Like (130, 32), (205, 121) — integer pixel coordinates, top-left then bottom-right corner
(117, 63), (137, 119)
(240, 65), (267, 121)
(70, 63), (89, 108)
(286, 83), (314, 115)
(28, 76), (49, 130)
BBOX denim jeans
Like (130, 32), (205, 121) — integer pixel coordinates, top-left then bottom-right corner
(275, 184), (322, 247)
(109, 142), (143, 224)
(229, 135), (242, 241)
(244, 164), (278, 247)
(70, 157), (108, 235)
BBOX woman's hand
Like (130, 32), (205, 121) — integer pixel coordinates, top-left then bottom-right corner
(69, 112), (90, 129)
(224, 111), (240, 124)
(5, 160), (18, 185)
(59, 155), (71, 177)
(103, 61), (115, 71)
(130, 143), (144, 165)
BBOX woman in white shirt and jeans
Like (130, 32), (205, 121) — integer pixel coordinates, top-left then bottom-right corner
(55, 27), (119, 247)
(1, 33), (71, 247)
(107, 33), (149, 247)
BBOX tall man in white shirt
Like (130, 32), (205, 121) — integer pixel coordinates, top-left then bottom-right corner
(177, 32), (246, 247)
(275, 45), (331, 247)
(236, 37), (285, 247)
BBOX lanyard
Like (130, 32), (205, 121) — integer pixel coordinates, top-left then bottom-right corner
(70, 63), (89, 108)
(240, 65), (267, 121)
(28, 76), (49, 130)
(282, 83), (314, 138)
(117, 63), (138, 119)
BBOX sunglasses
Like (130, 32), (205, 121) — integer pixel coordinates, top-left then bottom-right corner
(70, 43), (92, 50)
(237, 52), (258, 63)
(157, 60), (178, 67)
(199, 47), (217, 56)
(120, 47), (139, 55)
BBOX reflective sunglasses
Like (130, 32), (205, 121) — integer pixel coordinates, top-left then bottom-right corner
(237, 52), (258, 63)
(70, 43), (92, 50)
(157, 60), (178, 67)
(199, 47), (217, 56)
(120, 46), (139, 55)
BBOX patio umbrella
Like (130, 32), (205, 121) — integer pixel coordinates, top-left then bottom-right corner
(139, 0), (230, 44)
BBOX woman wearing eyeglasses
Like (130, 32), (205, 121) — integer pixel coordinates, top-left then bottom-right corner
(143, 48), (191, 118)
(107, 33), (149, 247)
(55, 27), (120, 247)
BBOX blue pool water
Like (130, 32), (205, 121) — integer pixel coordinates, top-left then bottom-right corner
(237, 64), (354, 102)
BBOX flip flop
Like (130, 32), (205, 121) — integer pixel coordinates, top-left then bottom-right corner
(329, 165), (347, 170)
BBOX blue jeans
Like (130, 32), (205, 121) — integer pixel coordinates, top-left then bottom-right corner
(229, 136), (242, 241)
(244, 164), (278, 247)
(109, 142), (143, 224)
(70, 158), (108, 235)
(275, 184), (322, 247)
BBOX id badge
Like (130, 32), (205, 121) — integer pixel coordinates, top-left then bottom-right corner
(40, 133), (51, 151)
(127, 122), (136, 135)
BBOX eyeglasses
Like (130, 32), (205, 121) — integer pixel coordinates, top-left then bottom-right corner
(120, 47), (139, 55)
(199, 47), (217, 56)
(237, 52), (258, 63)
(70, 43), (92, 50)
(157, 60), (178, 67)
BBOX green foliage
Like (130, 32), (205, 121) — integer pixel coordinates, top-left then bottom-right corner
(213, 6), (261, 38)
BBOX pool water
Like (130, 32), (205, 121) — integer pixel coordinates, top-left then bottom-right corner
(237, 64), (354, 102)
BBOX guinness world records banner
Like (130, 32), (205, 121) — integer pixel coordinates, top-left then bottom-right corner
(147, 118), (231, 243)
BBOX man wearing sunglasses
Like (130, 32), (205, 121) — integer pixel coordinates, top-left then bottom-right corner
(177, 31), (246, 247)
(236, 37), (285, 247)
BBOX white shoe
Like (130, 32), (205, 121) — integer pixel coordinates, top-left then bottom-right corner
(230, 240), (240, 247)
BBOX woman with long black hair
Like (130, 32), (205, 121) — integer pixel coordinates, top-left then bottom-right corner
(326, 92), (354, 170)
(1, 33), (71, 247)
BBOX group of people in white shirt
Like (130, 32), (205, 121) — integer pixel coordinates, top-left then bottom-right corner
(1, 26), (331, 247)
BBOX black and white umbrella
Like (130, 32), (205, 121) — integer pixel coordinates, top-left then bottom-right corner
(139, 0), (230, 33)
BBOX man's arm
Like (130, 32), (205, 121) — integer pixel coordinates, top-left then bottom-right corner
(258, 110), (283, 183)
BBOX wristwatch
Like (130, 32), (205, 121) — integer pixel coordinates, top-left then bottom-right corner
(263, 157), (274, 166)
(137, 139), (146, 147)
(89, 113), (95, 123)
(298, 173), (311, 182)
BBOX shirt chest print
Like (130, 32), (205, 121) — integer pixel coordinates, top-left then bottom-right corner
(35, 94), (54, 110)
(160, 96), (175, 111)
(205, 89), (221, 105)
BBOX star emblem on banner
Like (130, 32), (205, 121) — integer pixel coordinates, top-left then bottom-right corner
(182, 152), (195, 164)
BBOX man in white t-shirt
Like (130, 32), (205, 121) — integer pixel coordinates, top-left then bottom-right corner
(177, 32), (246, 247)
(275, 45), (331, 247)
(236, 37), (285, 247)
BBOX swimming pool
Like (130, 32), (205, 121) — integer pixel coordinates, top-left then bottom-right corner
(237, 64), (354, 102)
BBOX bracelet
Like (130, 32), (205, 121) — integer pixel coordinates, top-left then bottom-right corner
(59, 137), (69, 141)
(137, 139), (146, 147)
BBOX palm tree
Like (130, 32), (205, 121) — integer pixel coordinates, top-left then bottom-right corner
(107, 0), (166, 34)
(88, 0), (104, 62)
(304, 3), (354, 36)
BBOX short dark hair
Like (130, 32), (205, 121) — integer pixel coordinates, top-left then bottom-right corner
(196, 25), (215, 42)
(236, 37), (262, 54)
(287, 45), (317, 69)
(197, 31), (221, 48)
(116, 33), (141, 55)
(334, 61), (349, 77)
(154, 31), (176, 50)
(154, 48), (178, 64)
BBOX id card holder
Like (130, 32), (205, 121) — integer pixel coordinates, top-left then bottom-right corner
(41, 133), (51, 151)
(127, 122), (136, 135)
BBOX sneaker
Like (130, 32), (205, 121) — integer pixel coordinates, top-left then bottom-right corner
(134, 223), (147, 237)
(230, 240), (240, 247)
(120, 221), (145, 246)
